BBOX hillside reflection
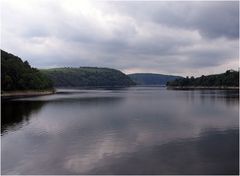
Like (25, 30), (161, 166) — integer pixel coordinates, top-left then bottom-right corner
(1, 88), (239, 175)
(1, 96), (124, 135)
(183, 90), (239, 106)
(1, 101), (45, 134)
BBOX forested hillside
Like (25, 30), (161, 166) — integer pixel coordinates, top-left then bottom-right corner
(1, 50), (53, 91)
(41, 67), (135, 87)
(167, 70), (239, 87)
(128, 73), (182, 85)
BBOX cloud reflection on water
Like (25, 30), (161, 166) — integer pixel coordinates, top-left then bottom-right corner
(1, 88), (239, 174)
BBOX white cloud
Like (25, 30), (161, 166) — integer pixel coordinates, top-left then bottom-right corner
(1, 0), (239, 76)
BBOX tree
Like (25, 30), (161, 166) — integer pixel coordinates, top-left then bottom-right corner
(1, 50), (53, 91)
(167, 70), (239, 87)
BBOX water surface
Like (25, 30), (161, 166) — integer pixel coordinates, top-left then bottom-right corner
(1, 87), (239, 174)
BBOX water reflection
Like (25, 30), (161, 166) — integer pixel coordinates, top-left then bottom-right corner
(1, 88), (239, 174)
(88, 129), (239, 175)
(1, 96), (124, 135)
(198, 90), (239, 107)
(181, 89), (239, 107)
(1, 101), (45, 134)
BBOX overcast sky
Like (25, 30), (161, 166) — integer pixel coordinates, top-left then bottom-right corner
(1, 0), (239, 76)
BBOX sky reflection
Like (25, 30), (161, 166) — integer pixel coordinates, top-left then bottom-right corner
(1, 88), (239, 174)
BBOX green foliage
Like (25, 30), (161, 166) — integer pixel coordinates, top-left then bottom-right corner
(128, 73), (183, 85)
(167, 70), (239, 87)
(1, 50), (53, 91)
(41, 67), (136, 87)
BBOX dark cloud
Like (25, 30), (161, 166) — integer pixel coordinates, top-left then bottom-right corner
(1, 0), (239, 76)
(110, 1), (239, 39)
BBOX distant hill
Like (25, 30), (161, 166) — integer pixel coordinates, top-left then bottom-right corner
(167, 70), (239, 87)
(1, 50), (53, 91)
(41, 67), (136, 88)
(128, 73), (182, 85)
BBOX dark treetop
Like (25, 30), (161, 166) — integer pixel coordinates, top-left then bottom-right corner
(41, 67), (136, 88)
(166, 70), (239, 87)
(1, 50), (53, 91)
(128, 73), (182, 86)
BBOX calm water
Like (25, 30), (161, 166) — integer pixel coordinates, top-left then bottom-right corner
(1, 87), (239, 175)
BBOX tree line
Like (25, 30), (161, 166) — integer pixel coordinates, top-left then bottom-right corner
(167, 70), (239, 87)
(41, 67), (136, 87)
(1, 50), (53, 91)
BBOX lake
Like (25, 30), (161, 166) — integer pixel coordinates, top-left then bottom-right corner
(1, 87), (239, 174)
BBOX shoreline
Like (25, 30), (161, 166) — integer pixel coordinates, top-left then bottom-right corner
(167, 86), (239, 90)
(1, 90), (55, 100)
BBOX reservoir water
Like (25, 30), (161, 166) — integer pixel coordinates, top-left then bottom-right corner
(1, 87), (239, 174)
